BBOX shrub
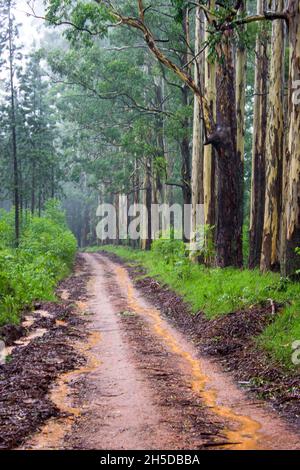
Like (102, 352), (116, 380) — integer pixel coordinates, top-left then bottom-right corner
(151, 235), (186, 265)
(0, 201), (77, 326)
(0, 210), (15, 249)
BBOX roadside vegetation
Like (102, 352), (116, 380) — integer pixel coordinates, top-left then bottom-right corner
(86, 243), (300, 369)
(0, 200), (77, 326)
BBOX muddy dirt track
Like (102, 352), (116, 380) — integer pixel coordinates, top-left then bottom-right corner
(1, 253), (300, 450)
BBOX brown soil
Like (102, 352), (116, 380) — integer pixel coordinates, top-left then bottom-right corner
(64, 254), (224, 450)
(0, 255), (89, 450)
(1, 252), (300, 450)
(102, 251), (300, 429)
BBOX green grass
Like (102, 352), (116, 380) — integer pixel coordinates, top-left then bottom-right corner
(257, 304), (300, 369)
(86, 245), (300, 369)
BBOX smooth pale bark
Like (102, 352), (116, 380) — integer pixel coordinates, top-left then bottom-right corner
(113, 194), (120, 246)
(153, 74), (165, 205)
(203, 1), (216, 264)
(141, 156), (152, 250)
(130, 157), (140, 248)
(190, 6), (204, 260)
(249, 0), (269, 268)
(162, 78), (173, 207)
(260, 0), (285, 271)
(281, 0), (300, 276)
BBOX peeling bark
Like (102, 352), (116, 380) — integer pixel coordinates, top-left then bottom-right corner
(180, 6), (192, 209)
(261, 0), (285, 271)
(141, 156), (152, 251)
(203, 1), (216, 265)
(190, 6), (204, 260)
(281, 0), (300, 276)
(249, 0), (269, 268)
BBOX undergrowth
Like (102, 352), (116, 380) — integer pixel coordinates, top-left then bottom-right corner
(0, 200), (77, 326)
(86, 242), (300, 369)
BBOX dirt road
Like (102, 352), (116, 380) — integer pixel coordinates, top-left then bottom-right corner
(21, 253), (300, 450)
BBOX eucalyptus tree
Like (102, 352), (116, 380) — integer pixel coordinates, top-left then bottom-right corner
(281, 0), (300, 276)
(248, 0), (269, 268)
(260, 0), (285, 271)
(41, 0), (300, 273)
(41, 0), (245, 266)
(43, 26), (187, 243)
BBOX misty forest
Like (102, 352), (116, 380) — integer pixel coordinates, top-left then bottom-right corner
(0, 0), (300, 454)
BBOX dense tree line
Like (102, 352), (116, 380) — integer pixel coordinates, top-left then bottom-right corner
(0, 0), (63, 244)
(1, 0), (299, 276)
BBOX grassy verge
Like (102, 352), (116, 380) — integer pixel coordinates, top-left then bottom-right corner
(0, 201), (77, 326)
(86, 244), (300, 369)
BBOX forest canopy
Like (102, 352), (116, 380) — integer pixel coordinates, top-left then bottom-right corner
(0, 0), (299, 277)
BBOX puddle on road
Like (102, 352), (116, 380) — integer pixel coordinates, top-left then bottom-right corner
(60, 289), (70, 300)
(4, 309), (56, 360)
(14, 328), (47, 346)
(115, 265), (263, 451)
(21, 329), (101, 450)
(35, 310), (54, 319)
(22, 315), (35, 328)
(55, 319), (67, 327)
(76, 300), (88, 314)
(4, 328), (48, 360)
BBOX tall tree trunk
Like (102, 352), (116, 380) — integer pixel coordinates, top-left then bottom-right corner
(203, 1), (216, 264)
(214, 31), (243, 267)
(162, 78), (173, 207)
(249, 0), (269, 268)
(38, 186), (42, 217)
(8, 3), (19, 245)
(31, 160), (36, 215)
(51, 164), (55, 199)
(180, 6), (192, 209)
(141, 157), (152, 250)
(236, 0), (247, 263)
(190, 5), (204, 260)
(261, 0), (285, 271)
(281, 0), (300, 276)
(236, 1), (247, 166)
(114, 193), (120, 246)
(154, 74), (165, 204)
(180, 125), (192, 206)
(132, 157), (140, 248)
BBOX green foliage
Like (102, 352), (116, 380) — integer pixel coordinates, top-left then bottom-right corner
(257, 303), (300, 369)
(295, 248), (300, 275)
(0, 202), (77, 326)
(152, 234), (185, 264)
(45, 0), (114, 46)
(44, 199), (68, 229)
(170, 0), (189, 22)
(0, 210), (15, 249)
(192, 225), (216, 262)
(152, 235), (192, 280)
(243, 222), (249, 266)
